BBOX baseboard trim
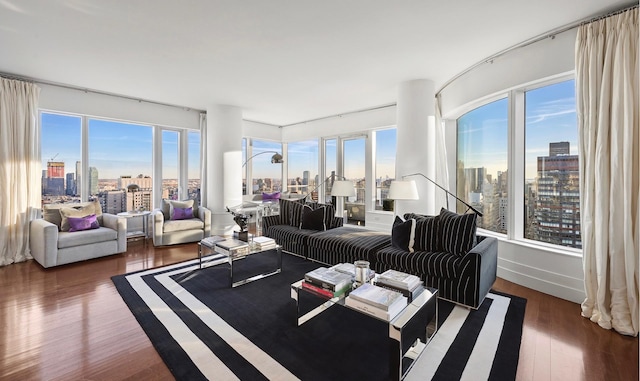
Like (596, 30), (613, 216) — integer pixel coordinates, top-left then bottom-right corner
(497, 258), (585, 304)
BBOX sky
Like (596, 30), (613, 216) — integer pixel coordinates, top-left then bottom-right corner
(458, 79), (577, 181)
(42, 79), (575, 183)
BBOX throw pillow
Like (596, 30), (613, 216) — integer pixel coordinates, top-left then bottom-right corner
(404, 213), (439, 252)
(391, 216), (416, 253)
(59, 203), (100, 232)
(68, 214), (100, 232)
(278, 198), (298, 226)
(300, 205), (327, 230)
(438, 207), (477, 256)
(171, 207), (193, 220)
(288, 200), (306, 228)
(169, 199), (196, 220)
(262, 191), (281, 201)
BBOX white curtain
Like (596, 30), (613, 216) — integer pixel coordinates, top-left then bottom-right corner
(0, 78), (41, 266)
(199, 112), (208, 207)
(576, 7), (639, 336)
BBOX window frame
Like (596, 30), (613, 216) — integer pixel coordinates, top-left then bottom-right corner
(452, 74), (582, 256)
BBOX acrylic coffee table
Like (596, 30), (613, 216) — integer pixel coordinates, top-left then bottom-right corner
(198, 239), (282, 288)
(290, 280), (438, 381)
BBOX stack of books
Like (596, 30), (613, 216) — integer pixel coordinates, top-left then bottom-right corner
(330, 262), (375, 282)
(201, 235), (225, 248)
(375, 269), (424, 302)
(215, 238), (249, 258)
(302, 267), (353, 298)
(345, 283), (407, 321)
(252, 236), (277, 250)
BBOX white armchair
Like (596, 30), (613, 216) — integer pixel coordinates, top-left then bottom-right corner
(152, 199), (211, 246)
(30, 201), (127, 268)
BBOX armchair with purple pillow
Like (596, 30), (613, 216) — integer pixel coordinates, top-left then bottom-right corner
(151, 199), (211, 246)
(29, 201), (127, 268)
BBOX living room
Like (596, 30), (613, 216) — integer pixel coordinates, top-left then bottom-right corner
(0, 1), (638, 380)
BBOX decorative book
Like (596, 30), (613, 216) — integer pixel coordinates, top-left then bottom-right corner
(304, 267), (353, 292)
(347, 283), (406, 311)
(201, 235), (226, 248)
(377, 269), (422, 291)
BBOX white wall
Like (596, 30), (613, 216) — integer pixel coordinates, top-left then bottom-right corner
(439, 26), (584, 304)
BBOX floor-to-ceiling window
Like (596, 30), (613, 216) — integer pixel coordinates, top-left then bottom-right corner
(287, 139), (319, 198)
(40, 112), (81, 206)
(247, 139), (283, 194)
(374, 128), (396, 211)
(457, 98), (509, 234)
(162, 130), (179, 201)
(188, 131), (201, 204)
(40, 111), (199, 212)
(89, 119), (153, 213)
(343, 137), (366, 225)
(524, 79), (580, 248)
(324, 138), (337, 204)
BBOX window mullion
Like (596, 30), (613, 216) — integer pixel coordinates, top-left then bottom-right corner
(508, 90), (525, 240)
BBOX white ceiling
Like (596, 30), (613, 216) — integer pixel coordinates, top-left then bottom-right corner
(0, 0), (633, 126)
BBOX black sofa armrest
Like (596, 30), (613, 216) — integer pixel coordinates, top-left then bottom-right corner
(327, 216), (344, 229)
(262, 215), (282, 236)
(462, 235), (498, 306)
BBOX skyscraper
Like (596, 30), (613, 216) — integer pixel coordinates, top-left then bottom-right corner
(45, 161), (65, 196)
(89, 167), (99, 196)
(534, 142), (581, 248)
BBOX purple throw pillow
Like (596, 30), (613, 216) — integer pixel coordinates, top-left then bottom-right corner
(262, 192), (281, 201)
(172, 207), (193, 220)
(68, 214), (100, 232)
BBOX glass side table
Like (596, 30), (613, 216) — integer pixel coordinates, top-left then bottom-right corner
(117, 211), (151, 242)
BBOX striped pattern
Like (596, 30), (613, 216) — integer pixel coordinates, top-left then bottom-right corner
(438, 208), (477, 256)
(404, 213), (440, 252)
(306, 226), (391, 265)
(374, 235), (497, 309)
(264, 225), (317, 257)
(113, 256), (523, 381)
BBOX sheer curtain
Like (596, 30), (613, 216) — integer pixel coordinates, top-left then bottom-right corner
(0, 78), (41, 266)
(576, 7), (639, 336)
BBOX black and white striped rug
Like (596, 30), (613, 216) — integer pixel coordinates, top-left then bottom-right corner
(113, 252), (525, 381)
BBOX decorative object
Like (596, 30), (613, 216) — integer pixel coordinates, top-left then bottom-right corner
(388, 173), (483, 216)
(354, 260), (371, 286)
(226, 206), (250, 241)
(242, 151), (284, 167)
(112, 253), (526, 381)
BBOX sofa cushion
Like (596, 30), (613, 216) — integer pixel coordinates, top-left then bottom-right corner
(438, 208), (477, 256)
(301, 205), (326, 230)
(59, 201), (103, 232)
(289, 200), (306, 228)
(306, 226), (391, 265)
(57, 227), (118, 249)
(171, 207), (194, 220)
(305, 202), (336, 229)
(404, 213), (439, 252)
(391, 216), (416, 253)
(163, 218), (204, 233)
(278, 198), (303, 226)
(375, 246), (463, 280)
(44, 201), (102, 231)
(167, 199), (197, 220)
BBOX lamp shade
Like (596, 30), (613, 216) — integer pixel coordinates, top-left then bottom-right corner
(331, 180), (356, 197)
(387, 180), (419, 200)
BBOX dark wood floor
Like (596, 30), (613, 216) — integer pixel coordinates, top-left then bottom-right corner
(0, 241), (637, 381)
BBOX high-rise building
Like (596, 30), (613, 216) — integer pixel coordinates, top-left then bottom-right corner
(75, 161), (82, 196)
(89, 167), (99, 195)
(549, 141), (570, 157)
(119, 175), (152, 190)
(65, 173), (75, 195)
(535, 142), (581, 248)
(45, 161), (65, 196)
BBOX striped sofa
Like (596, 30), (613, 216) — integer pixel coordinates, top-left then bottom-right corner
(373, 211), (497, 309)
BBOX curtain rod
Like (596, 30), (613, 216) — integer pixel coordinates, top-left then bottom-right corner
(0, 71), (204, 113)
(279, 103), (396, 128)
(436, 3), (638, 95)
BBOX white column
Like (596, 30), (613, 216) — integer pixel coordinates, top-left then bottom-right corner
(395, 79), (436, 216)
(205, 105), (243, 236)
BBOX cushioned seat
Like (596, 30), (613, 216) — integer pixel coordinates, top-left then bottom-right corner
(306, 226), (391, 265)
(151, 199), (211, 246)
(57, 227), (119, 249)
(30, 201), (127, 268)
(375, 246), (463, 280)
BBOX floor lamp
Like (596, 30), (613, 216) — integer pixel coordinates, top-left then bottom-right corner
(304, 175), (356, 218)
(388, 172), (482, 216)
